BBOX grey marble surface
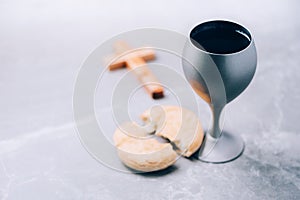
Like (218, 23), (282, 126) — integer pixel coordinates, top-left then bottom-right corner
(1, 0), (300, 199)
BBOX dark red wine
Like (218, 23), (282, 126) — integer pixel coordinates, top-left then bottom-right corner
(191, 22), (251, 54)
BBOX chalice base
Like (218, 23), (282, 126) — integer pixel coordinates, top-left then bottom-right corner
(196, 131), (245, 163)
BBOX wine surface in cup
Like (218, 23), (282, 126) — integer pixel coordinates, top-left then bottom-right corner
(191, 27), (251, 54)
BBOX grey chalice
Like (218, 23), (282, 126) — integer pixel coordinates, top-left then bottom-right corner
(182, 20), (257, 163)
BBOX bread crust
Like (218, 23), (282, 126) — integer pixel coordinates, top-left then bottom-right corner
(113, 123), (177, 172)
(141, 106), (204, 157)
(113, 106), (204, 172)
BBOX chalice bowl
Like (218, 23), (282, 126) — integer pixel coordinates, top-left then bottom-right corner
(182, 20), (257, 163)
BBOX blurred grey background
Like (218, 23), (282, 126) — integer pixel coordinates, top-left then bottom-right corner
(0, 0), (299, 199)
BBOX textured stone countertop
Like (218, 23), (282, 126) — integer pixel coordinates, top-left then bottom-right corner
(0, 0), (299, 199)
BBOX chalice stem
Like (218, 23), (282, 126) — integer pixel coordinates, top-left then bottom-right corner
(208, 104), (224, 139)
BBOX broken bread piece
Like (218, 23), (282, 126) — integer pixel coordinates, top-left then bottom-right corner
(113, 122), (177, 172)
(141, 106), (204, 157)
(113, 106), (204, 172)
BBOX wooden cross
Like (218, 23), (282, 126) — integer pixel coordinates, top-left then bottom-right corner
(107, 41), (164, 99)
